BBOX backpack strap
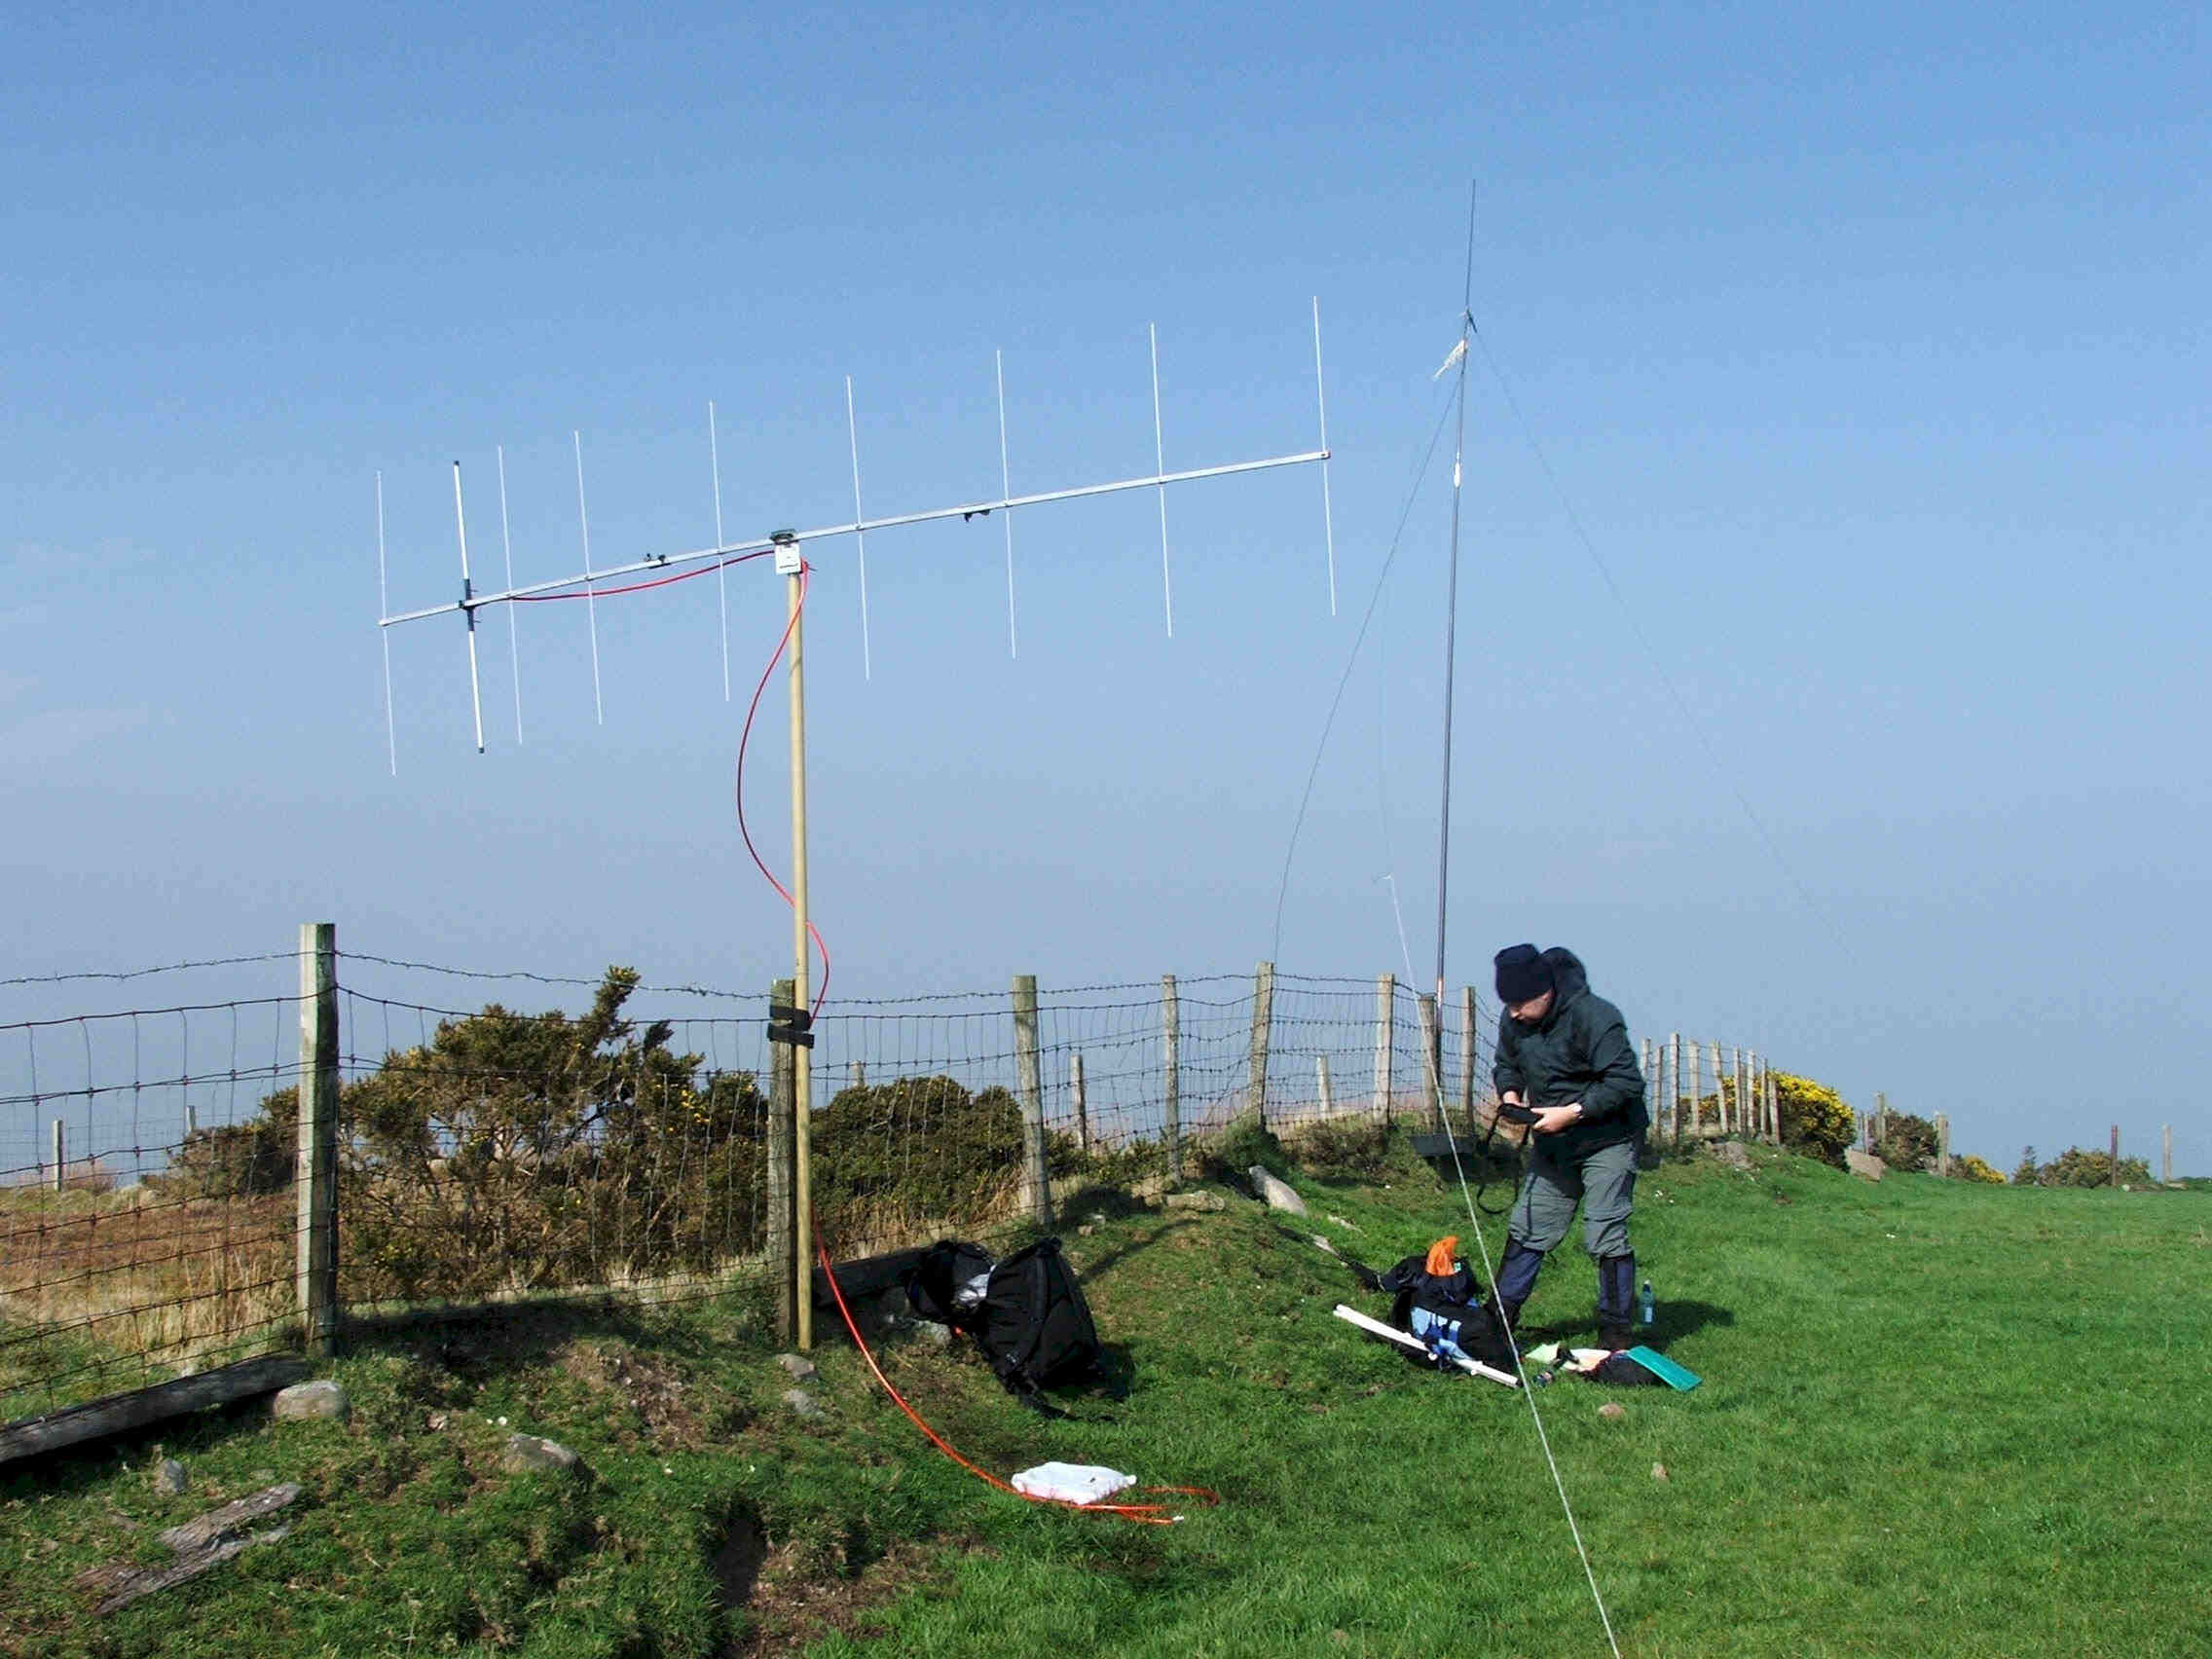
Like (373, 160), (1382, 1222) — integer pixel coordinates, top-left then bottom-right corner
(994, 1247), (1055, 1384)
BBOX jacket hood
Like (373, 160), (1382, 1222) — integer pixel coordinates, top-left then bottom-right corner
(1538, 947), (1589, 1021)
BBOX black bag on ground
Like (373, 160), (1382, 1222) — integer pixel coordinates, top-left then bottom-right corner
(975, 1238), (1105, 1401)
(902, 1239), (998, 1331)
(1376, 1250), (1516, 1371)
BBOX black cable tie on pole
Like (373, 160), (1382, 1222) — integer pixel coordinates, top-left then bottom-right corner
(767, 1002), (815, 1049)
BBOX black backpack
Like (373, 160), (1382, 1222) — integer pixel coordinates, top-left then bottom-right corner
(906, 1237), (1104, 1405)
(1376, 1251), (1515, 1371)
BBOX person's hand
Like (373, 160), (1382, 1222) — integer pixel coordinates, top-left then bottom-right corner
(1532, 1103), (1583, 1135)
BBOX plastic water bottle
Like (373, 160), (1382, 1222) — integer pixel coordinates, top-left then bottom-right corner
(1639, 1279), (1655, 1327)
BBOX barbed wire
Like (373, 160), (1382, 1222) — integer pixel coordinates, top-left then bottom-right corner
(0, 952), (296, 989)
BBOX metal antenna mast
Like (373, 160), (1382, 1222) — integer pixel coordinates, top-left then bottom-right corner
(378, 309), (1339, 1349)
(1433, 184), (1477, 1024)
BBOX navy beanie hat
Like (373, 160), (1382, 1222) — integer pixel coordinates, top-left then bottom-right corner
(1493, 943), (1553, 1006)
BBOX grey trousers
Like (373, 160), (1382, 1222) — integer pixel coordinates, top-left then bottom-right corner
(1506, 1135), (1639, 1260)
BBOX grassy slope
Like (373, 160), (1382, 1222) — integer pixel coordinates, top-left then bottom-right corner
(3, 1142), (2207, 1657)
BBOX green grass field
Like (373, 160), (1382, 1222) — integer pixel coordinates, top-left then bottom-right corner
(3, 1137), (2207, 1657)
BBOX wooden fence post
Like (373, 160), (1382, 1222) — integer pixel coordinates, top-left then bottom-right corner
(1013, 975), (1050, 1224)
(1315, 1053), (1335, 1116)
(1936, 1113), (1951, 1177)
(2110, 1124), (2120, 1189)
(1373, 975), (1395, 1121)
(1416, 992), (1442, 1129)
(1459, 986), (1477, 1126)
(1666, 1033), (1680, 1142)
(1641, 1039), (1655, 1133)
(295, 922), (340, 1357)
(1161, 976), (1181, 1181)
(1874, 1091), (1888, 1148)
(1248, 960), (1274, 1128)
(50, 1120), (63, 1193)
(1071, 1052), (1089, 1158)
(2163, 1124), (2173, 1185)
(851, 1060), (866, 1088)
(767, 977), (796, 1345)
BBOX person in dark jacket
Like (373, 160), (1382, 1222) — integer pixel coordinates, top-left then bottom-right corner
(1488, 943), (1648, 1349)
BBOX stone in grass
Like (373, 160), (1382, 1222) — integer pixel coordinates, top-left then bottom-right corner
(1845, 1148), (1886, 1182)
(777, 1353), (819, 1382)
(1249, 1166), (1309, 1216)
(151, 1459), (189, 1496)
(1651, 1462), (1669, 1482)
(1598, 1402), (1626, 1421)
(272, 1381), (350, 1422)
(1164, 1190), (1227, 1213)
(782, 1389), (822, 1419)
(501, 1434), (582, 1476)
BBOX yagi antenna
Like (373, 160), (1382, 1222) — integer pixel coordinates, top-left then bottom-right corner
(380, 307), (1340, 686)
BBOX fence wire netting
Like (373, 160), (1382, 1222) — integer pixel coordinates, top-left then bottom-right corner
(16, 946), (1776, 1426)
(1, 972), (306, 1421)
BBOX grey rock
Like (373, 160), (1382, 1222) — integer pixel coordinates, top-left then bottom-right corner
(1128, 1174), (1177, 1204)
(921, 1320), (953, 1348)
(1845, 1149), (1886, 1182)
(1598, 1402), (1626, 1421)
(1708, 1141), (1753, 1171)
(272, 1381), (349, 1422)
(151, 1459), (188, 1496)
(1249, 1166), (1309, 1216)
(1164, 1189), (1227, 1212)
(776, 1353), (819, 1382)
(782, 1388), (822, 1419)
(501, 1434), (581, 1475)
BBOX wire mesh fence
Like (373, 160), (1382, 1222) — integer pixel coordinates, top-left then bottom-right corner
(1, 977), (306, 1421)
(1, 940), (1619, 1425)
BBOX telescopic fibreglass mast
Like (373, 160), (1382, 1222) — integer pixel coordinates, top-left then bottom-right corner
(1432, 184), (1477, 1033)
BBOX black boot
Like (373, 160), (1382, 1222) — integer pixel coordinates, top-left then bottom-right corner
(1596, 1253), (1637, 1350)
(1487, 1239), (1546, 1336)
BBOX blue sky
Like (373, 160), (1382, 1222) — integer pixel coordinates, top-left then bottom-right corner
(4, 4), (2205, 1173)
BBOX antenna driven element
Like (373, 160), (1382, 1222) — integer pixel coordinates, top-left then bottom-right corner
(451, 461), (485, 755)
(573, 430), (605, 725)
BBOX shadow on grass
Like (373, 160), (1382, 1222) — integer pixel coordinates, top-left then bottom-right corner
(342, 1297), (723, 1382)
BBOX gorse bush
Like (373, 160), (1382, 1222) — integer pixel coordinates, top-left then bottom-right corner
(811, 1075), (1027, 1239)
(184, 970), (774, 1305)
(1953, 1153), (2007, 1185)
(1874, 1110), (1941, 1174)
(158, 1088), (299, 1198)
(340, 970), (771, 1302)
(2016, 1146), (2154, 1189)
(1773, 1071), (1856, 1168)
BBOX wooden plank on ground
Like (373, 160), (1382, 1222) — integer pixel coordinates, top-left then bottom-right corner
(159, 1481), (302, 1554)
(0, 1354), (310, 1468)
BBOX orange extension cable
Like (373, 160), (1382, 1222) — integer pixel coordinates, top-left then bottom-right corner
(816, 1240), (1218, 1526)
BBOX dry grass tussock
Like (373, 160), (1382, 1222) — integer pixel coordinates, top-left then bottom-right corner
(0, 1185), (296, 1383)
